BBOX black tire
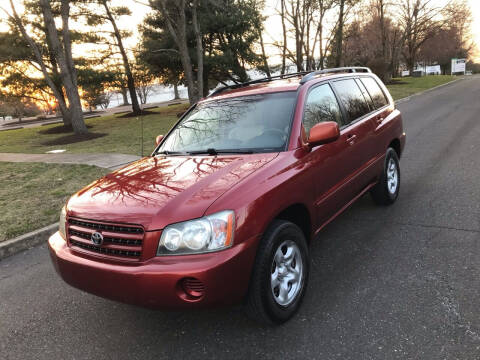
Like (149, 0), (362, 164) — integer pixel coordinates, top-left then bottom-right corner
(370, 147), (400, 205)
(245, 220), (309, 325)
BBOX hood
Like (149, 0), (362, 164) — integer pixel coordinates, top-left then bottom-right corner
(67, 153), (278, 230)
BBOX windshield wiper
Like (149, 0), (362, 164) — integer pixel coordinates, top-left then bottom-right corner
(187, 148), (254, 155)
(155, 150), (188, 156)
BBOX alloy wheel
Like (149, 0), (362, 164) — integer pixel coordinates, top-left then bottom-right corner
(270, 240), (304, 306)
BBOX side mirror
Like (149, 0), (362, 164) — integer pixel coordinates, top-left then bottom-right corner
(155, 135), (164, 146)
(308, 121), (340, 147)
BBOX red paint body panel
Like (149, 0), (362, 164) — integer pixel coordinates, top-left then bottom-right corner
(49, 72), (406, 309)
(49, 231), (259, 308)
(67, 153), (277, 230)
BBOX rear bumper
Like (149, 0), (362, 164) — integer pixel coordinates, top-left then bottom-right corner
(48, 231), (259, 309)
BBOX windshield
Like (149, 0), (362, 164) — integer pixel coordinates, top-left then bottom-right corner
(157, 92), (297, 154)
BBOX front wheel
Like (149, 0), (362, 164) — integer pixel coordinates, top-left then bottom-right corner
(245, 220), (309, 325)
(370, 147), (400, 205)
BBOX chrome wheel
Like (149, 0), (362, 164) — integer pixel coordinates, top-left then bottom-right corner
(270, 240), (304, 306)
(386, 158), (398, 194)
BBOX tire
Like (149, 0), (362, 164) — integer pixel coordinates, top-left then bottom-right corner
(245, 220), (309, 325)
(371, 147), (400, 205)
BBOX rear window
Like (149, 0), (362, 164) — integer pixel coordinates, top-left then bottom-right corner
(332, 79), (371, 123)
(360, 77), (389, 109)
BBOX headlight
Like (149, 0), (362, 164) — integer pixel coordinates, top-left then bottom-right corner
(157, 210), (235, 255)
(59, 206), (67, 239)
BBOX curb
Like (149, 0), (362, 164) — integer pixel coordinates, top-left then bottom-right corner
(0, 223), (58, 260)
(0, 126), (23, 132)
(395, 77), (463, 104)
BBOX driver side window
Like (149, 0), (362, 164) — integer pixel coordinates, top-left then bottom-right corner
(303, 84), (343, 134)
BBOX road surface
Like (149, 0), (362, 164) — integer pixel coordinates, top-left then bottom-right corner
(1, 76), (479, 359)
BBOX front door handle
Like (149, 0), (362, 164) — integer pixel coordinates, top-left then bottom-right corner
(347, 134), (357, 145)
(376, 117), (384, 124)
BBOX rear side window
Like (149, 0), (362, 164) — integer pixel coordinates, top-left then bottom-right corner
(332, 79), (371, 123)
(355, 78), (374, 110)
(303, 84), (343, 133)
(360, 77), (389, 109)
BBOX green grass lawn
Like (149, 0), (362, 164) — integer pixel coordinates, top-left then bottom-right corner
(386, 75), (456, 100)
(0, 162), (108, 242)
(0, 104), (188, 155)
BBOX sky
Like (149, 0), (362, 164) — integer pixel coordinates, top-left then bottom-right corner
(467, 0), (480, 61)
(112, 0), (480, 63)
(0, 0), (479, 62)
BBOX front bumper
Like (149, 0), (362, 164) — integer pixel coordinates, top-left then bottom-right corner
(48, 231), (259, 309)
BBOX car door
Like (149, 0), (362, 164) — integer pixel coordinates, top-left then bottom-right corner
(330, 78), (378, 200)
(359, 76), (394, 160)
(300, 83), (353, 226)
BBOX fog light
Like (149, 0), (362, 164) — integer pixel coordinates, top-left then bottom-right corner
(181, 278), (205, 299)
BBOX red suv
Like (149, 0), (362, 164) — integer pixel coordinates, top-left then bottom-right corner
(49, 67), (405, 324)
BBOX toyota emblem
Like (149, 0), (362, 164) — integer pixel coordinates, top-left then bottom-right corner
(91, 232), (104, 246)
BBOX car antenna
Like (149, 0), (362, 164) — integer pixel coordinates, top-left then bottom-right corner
(138, 116), (144, 157)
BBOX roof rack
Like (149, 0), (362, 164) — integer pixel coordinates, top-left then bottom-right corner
(299, 67), (372, 84)
(207, 71), (310, 98)
(206, 67), (372, 98)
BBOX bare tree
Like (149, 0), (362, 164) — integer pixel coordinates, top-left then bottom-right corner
(280, 0), (288, 74)
(4, 0), (88, 134)
(133, 63), (155, 105)
(442, 0), (474, 54)
(373, 0), (388, 73)
(273, 0), (337, 72)
(312, 0), (335, 70)
(253, 0), (271, 77)
(284, 0), (309, 71)
(191, 0), (204, 98)
(100, 0), (141, 115)
(333, 0), (346, 67)
(397, 0), (444, 72)
(418, 0), (473, 72)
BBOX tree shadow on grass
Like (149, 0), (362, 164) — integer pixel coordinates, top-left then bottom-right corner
(41, 132), (107, 146)
(39, 124), (93, 135)
(387, 79), (408, 85)
(117, 110), (156, 118)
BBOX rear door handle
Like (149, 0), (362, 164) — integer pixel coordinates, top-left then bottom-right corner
(376, 117), (384, 124)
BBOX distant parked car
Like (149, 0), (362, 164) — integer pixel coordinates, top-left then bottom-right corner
(4, 116), (12, 122)
(412, 70), (425, 77)
(466, 70), (473, 76)
(49, 66), (406, 324)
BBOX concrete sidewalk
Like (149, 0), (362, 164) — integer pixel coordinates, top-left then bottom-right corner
(0, 152), (141, 170)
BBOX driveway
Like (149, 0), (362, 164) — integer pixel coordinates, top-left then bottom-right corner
(1, 76), (479, 359)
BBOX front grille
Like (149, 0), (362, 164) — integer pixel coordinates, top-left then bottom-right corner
(70, 240), (141, 258)
(68, 219), (143, 234)
(67, 218), (144, 260)
(69, 229), (142, 246)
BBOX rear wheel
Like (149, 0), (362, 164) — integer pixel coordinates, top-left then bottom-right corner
(371, 147), (400, 205)
(245, 220), (309, 325)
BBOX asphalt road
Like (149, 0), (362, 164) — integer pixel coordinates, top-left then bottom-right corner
(1, 76), (480, 360)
